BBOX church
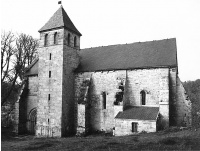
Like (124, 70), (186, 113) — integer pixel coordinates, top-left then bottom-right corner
(14, 6), (192, 137)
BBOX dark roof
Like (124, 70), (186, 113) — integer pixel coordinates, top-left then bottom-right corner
(39, 6), (82, 36)
(25, 38), (177, 76)
(25, 58), (38, 76)
(115, 106), (159, 120)
(76, 38), (177, 72)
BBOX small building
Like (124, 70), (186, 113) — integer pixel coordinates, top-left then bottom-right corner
(115, 106), (159, 136)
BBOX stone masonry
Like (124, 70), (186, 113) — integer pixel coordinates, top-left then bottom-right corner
(14, 6), (192, 137)
(36, 28), (80, 137)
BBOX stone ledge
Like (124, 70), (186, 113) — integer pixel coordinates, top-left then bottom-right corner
(159, 101), (169, 105)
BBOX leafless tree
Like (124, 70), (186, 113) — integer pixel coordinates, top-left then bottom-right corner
(1, 31), (38, 107)
(1, 31), (15, 84)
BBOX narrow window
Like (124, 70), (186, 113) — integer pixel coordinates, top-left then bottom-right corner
(48, 94), (50, 101)
(102, 92), (106, 109)
(140, 90), (146, 105)
(132, 122), (138, 132)
(49, 53), (51, 60)
(114, 80), (124, 105)
(54, 32), (58, 44)
(44, 34), (48, 46)
(49, 71), (51, 78)
(67, 33), (71, 46)
(74, 36), (77, 47)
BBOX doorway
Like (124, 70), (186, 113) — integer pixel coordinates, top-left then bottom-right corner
(28, 108), (37, 134)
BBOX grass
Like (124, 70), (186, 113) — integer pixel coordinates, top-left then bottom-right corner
(1, 127), (200, 151)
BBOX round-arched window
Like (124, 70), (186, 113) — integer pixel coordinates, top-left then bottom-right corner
(140, 90), (146, 105)
(54, 32), (58, 44)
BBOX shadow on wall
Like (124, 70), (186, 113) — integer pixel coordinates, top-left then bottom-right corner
(157, 114), (168, 131)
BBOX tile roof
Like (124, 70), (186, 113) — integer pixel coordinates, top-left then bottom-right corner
(39, 6), (82, 36)
(25, 38), (177, 76)
(76, 38), (177, 72)
(115, 106), (159, 120)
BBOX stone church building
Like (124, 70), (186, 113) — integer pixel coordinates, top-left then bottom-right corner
(14, 6), (192, 137)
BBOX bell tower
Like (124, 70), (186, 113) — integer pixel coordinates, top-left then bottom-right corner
(36, 6), (82, 137)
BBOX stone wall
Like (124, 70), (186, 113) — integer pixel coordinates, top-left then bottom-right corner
(169, 68), (192, 127)
(37, 28), (65, 137)
(26, 76), (38, 133)
(175, 77), (192, 126)
(37, 28), (80, 137)
(126, 68), (169, 129)
(26, 76), (38, 117)
(169, 68), (177, 126)
(77, 104), (86, 133)
(114, 119), (156, 136)
(125, 68), (169, 107)
(75, 70), (126, 133)
(61, 39), (80, 136)
(75, 68), (169, 133)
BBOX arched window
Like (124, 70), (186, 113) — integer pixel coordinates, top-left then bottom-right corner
(67, 33), (71, 46)
(74, 36), (77, 47)
(44, 34), (48, 46)
(54, 32), (58, 44)
(28, 108), (37, 134)
(140, 90), (146, 105)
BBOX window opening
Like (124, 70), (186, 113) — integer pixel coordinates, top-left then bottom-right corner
(102, 92), (106, 109)
(49, 53), (51, 60)
(67, 33), (70, 46)
(74, 36), (77, 47)
(140, 90), (146, 105)
(114, 80), (124, 105)
(54, 32), (58, 44)
(49, 71), (51, 78)
(44, 34), (48, 46)
(132, 122), (138, 132)
(48, 94), (50, 101)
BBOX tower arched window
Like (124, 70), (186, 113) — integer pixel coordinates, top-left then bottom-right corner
(54, 32), (58, 44)
(44, 34), (48, 46)
(74, 36), (77, 47)
(140, 90), (146, 105)
(67, 33), (71, 46)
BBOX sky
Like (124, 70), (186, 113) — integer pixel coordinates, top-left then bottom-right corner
(1, 0), (200, 82)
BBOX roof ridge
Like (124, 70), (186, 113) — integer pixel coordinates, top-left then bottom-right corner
(81, 38), (176, 50)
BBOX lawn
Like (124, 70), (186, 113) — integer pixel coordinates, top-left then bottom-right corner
(1, 127), (200, 151)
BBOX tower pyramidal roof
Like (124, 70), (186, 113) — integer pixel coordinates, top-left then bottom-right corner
(39, 6), (82, 36)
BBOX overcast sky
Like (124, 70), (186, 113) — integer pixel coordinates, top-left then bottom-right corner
(1, 0), (200, 81)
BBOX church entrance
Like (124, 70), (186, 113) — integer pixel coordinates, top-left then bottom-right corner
(28, 108), (37, 134)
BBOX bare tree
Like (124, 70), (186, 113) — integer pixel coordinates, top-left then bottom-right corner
(1, 31), (15, 83)
(1, 31), (38, 107)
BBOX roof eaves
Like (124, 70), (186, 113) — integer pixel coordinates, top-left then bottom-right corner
(75, 65), (178, 73)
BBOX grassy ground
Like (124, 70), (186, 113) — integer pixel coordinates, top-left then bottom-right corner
(1, 127), (200, 151)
